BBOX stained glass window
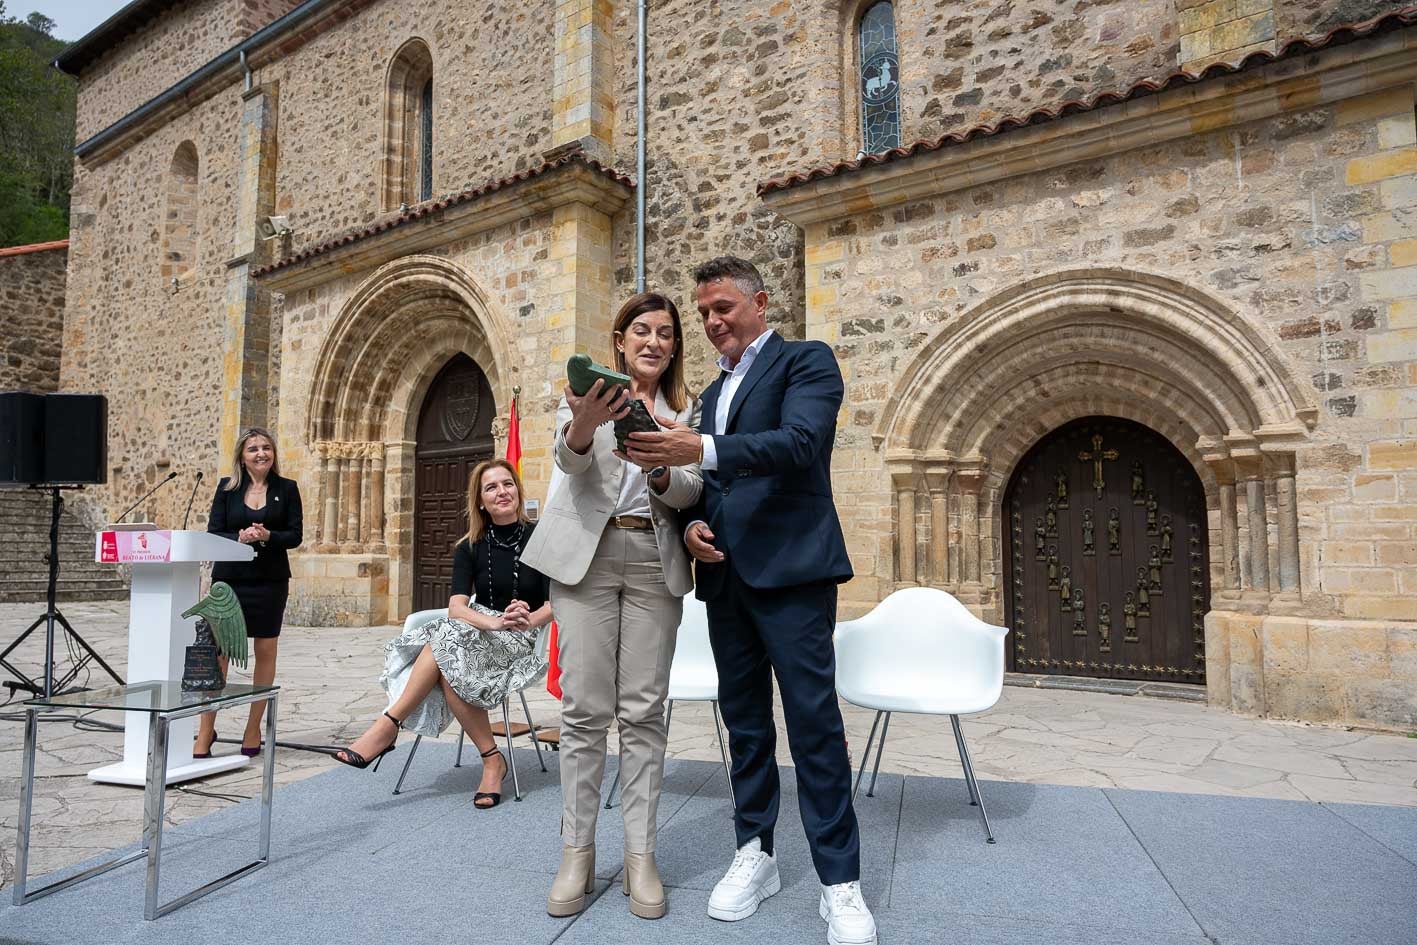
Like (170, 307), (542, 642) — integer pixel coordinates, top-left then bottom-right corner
(859, 1), (901, 154)
(419, 78), (434, 202)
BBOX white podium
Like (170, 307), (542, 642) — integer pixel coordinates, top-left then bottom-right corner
(88, 529), (257, 786)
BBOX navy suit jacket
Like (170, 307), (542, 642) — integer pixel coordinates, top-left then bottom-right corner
(690, 333), (853, 600)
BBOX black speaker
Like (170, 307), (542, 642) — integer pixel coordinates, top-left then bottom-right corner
(0, 391), (45, 484)
(42, 393), (108, 485)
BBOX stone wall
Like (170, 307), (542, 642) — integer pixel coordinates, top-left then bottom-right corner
(0, 242), (67, 393)
(765, 35), (1417, 728)
(260, 0), (556, 257)
(64, 89), (245, 530)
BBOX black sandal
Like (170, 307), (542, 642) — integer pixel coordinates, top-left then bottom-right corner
(334, 711), (401, 771)
(473, 745), (508, 809)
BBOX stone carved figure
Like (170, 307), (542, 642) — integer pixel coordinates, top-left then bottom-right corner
(1072, 587), (1086, 635)
(1160, 515), (1174, 560)
(1149, 546), (1163, 590)
(1045, 495), (1058, 536)
(1059, 565), (1072, 608)
(1047, 545), (1059, 589)
(1123, 593), (1138, 641)
(1136, 567), (1151, 616)
(1082, 509), (1095, 556)
(1107, 507), (1120, 554)
(1131, 461), (1145, 504)
(1055, 469), (1069, 509)
(1145, 491), (1159, 534)
(1035, 517), (1046, 560)
(1098, 603), (1112, 653)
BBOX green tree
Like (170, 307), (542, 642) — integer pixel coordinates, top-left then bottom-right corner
(0, 3), (76, 247)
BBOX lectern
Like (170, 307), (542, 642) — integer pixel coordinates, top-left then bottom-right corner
(88, 529), (256, 785)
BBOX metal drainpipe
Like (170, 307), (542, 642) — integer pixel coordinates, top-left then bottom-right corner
(636, 0), (647, 293)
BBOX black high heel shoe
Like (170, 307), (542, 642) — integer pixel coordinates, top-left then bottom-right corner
(473, 745), (509, 809)
(334, 711), (401, 771)
(193, 729), (218, 759)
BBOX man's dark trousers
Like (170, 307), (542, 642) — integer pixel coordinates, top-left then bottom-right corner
(706, 562), (860, 885)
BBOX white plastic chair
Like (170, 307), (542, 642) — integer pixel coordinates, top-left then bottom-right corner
(389, 608), (548, 801)
(605, 594), (734, 809)
(835, 587), (1009, 843)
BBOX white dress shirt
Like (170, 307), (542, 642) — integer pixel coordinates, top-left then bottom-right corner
(612, 459), (651, 516)
(700, 328), (775, 471)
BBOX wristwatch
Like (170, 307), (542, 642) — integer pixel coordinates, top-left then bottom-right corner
(649, 465), (668, 480)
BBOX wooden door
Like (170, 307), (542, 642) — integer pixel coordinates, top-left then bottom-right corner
(414, 354), (494, 611)
(1003, 417), (1209, 684)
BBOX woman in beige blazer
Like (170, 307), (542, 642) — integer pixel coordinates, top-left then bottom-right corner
(521, 291), (702, 920)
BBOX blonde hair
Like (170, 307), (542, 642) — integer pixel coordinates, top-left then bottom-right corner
(464, 458), (530, 544)
(224, 427), (281, 491)
(612, 291), (689, 413)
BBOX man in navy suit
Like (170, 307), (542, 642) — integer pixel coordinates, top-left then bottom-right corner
(626, 256), (875, 945)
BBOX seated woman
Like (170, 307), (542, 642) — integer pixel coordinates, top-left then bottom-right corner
(335, 458), (552, 809)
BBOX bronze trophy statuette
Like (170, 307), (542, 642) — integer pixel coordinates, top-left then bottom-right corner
(180, 582), (249, 691)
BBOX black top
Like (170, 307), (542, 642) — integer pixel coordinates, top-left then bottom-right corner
(208, 474), (303, 582)
(449, 521), (550, 612)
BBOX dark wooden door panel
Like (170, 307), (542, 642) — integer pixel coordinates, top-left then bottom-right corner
(1004, 417), (1208, 684)
(414, 355), (495, 612)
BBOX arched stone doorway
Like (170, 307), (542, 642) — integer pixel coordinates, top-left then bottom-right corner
(1003, 416), (1210, 684)
(303, 254), (514, 623)
(413, 354), (494, 610)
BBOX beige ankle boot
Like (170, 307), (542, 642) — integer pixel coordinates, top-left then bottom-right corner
(547, 844), (596, 916)
(622, 850), (666, 919)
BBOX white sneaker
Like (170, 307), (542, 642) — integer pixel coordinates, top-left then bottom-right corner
(819, 881), (877, 945)
(706, 837), (780, 921)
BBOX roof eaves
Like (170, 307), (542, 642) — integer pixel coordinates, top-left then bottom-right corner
(757, 4), (1417, 196)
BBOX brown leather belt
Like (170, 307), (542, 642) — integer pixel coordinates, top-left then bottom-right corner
(610, 515), (654, 531)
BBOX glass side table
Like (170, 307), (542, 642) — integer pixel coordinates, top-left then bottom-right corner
(12, 681), (279, 920)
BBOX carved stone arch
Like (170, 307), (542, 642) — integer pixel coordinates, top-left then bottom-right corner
(877, 267), (1316, 456)
(880, 268), (1314, 620)
(304, 255), (513, 581)
(308, 254), (512, 446)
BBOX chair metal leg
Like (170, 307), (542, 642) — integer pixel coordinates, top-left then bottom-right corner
(947, 714), (978, 805)
(605, 768), (620, 809)
(392, 734), (424, 795)
(454, 729), (465, 768)
(950, 715), (994, 844)
(710, 700), (736, 810)
(851, 710), (884, 801)
(867, 711), (891, 797)
(520, 690), (547, 773)
(502, 699), (523, 801)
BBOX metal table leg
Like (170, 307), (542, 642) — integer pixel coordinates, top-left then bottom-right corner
(12, 707), (37, 905)
(142, 714), (171, 920)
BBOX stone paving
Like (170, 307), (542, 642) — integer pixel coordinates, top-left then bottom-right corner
(1, 600), (1414, 890)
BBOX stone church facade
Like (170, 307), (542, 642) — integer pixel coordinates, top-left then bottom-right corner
(47, 0), (1417, 729)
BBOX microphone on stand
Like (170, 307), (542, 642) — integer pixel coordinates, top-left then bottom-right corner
(181, 471), (205, 530)
(115, 471), (178, 523)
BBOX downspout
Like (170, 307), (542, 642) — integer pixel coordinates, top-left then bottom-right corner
(240, 50), (252, 92)
(636, 0), (647, 293)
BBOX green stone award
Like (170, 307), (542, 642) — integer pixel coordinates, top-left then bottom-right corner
(180, 582), (249, 691)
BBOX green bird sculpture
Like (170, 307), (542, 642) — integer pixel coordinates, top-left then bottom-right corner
(182, 582), (249, 668)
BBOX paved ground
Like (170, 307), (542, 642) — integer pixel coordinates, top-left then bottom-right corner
(1, 600), (1414, 890)
(2, 750), (1414, 945)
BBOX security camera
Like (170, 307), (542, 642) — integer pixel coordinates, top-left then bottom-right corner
(257, 215), (293, 240)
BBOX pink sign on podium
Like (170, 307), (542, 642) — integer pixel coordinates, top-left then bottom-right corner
(98, 530), (173, 563)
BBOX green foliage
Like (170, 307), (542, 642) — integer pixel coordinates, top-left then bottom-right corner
(0, 6), (75, 248)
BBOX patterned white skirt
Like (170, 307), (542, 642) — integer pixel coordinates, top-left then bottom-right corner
(379, 603), (548, 738)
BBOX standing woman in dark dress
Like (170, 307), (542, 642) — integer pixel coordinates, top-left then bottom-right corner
(334, 458), (552, 810)
(194, 426), (303, 758)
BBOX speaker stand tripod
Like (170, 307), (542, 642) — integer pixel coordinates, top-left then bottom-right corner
(0, 485), (124, 698)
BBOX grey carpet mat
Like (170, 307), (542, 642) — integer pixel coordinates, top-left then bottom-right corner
(2, 741), (1414, 945)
